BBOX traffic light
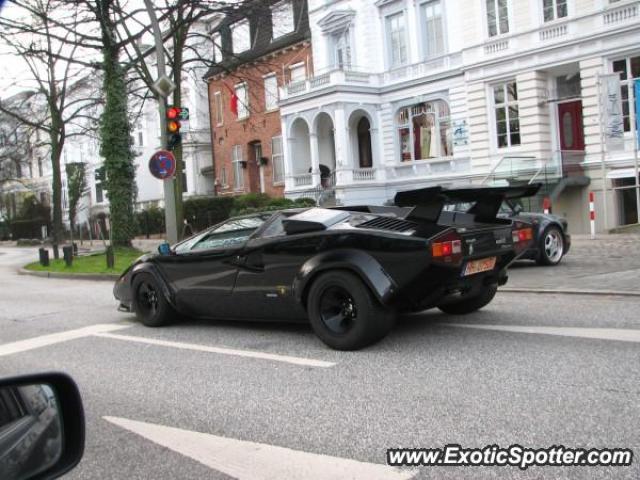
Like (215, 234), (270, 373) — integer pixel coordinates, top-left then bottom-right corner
(166, 106), (182, 151)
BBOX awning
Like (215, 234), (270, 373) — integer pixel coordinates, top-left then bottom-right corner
(607, 168), (639, 179)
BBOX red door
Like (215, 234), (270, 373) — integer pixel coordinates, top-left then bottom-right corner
(558, 101), (585, 151)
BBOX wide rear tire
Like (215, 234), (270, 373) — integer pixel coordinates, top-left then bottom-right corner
(307, 271), (395, 350)
(132, 273), (174, 327)
(437, 284), (498, 315)
(536, 226), (565, 266)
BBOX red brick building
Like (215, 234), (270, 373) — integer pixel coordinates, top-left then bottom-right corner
(205, 0), (311, 197)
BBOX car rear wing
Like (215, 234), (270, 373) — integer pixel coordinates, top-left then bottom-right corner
(394, 184), (542, 223)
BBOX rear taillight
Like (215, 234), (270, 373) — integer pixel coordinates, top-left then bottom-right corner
(432, 239), (462, 257)
(512, 227), (533, 243)
(430, 230), (463, 264)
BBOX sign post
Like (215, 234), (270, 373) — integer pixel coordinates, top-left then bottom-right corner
(144, 0), (178, 244)
(634, 79), (640, 224)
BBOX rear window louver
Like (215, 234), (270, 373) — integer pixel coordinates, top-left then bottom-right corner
(356, 217), (418, 233)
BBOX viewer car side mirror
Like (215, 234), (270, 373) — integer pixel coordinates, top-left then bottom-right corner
(0, 373), (84, 480)
(158, 242), (172, 256)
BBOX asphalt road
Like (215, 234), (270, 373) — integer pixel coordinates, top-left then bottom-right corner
(1, 247), (639, 479)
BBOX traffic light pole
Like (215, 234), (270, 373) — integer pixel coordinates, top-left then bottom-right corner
(143, 0), (178, 244)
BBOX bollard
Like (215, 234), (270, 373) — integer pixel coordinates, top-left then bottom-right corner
(72, 242), (78, 256)
(38, 248), (49, 267)
(52, 243), (59, 260)
(106, 246), (115, 269)
(62, 246), (73, 267)
(589, 191), (596, 239)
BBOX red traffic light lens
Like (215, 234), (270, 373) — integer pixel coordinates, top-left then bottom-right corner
(167, 120), (181, 133)
(167, 107), (180, 120)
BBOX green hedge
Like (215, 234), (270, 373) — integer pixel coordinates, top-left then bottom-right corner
(136, 194), (311, 237)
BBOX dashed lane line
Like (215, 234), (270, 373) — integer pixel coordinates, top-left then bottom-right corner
(0, 323), (132, 357)
(93, 332), (336, 368)
(443, 323), (640, 343)
(104, 416), (415, 480)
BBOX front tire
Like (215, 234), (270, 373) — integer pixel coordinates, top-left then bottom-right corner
(537, 226), (565, 266)
(132, 273), (174, 327)
(307, 271), (395, 350)
(437, 284), (498, 315)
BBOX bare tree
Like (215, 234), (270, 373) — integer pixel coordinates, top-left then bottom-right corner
(0, 0), (101, 243)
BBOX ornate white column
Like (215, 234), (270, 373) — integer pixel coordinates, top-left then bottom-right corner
(309, 132), (320, 187)
(333, 106), (349, 185)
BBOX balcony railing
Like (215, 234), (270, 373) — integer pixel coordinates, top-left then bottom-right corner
(471, 1), (640, 61)
(352, 168), (376, 182)
(291, 173), (312, 187)
(386, 157), (471, 180)
(282, 53), (463, 100)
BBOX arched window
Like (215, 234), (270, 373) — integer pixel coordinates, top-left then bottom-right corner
(396, 99), (452, 162)
(357, 117), (372, 168)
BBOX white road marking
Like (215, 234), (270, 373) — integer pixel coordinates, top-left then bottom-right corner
(104, 416), (416, 480)
(0, 323), (132, 357)
(94, 332), (336, 368)
(443, 324), (640, 343)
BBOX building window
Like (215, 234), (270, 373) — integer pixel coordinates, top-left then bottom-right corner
(138, 131), (143, 146)
(231, 20), (250, 54)
(543, 0), (567, 22)
(386, 12), (408, 68)
(289, 62), (306, 82)
(213, 32), (222, 62)
(271, 136), (284, 184)
(235, 83), (249, 120)
(272, 1), (294, 39)
(38, 157), (43, 177)
(232, 144), (244, 190)
(332, 29), (351, 68)
(613, 55), (640, 133)
(264, 74), (279, 111)
(422, 0), (445, 58)
(219, 166), (228, 188)
(486, 0), (509, 37)
(395, 100), (452, 162)
(214, 91), (223, 125)
(95, 184), (103, 203)
(493, 81), (521, 148)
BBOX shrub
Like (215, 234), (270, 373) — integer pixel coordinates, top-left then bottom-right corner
(183, 196), (235, 231)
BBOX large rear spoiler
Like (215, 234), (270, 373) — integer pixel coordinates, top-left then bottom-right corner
(394, 184), (542, 222)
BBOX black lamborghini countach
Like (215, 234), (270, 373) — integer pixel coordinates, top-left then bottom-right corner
(114, 185), (539, 350)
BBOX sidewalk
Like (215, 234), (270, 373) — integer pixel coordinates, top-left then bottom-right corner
(506, 234), (640, 295)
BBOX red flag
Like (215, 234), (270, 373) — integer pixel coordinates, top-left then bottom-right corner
(230, 92), (238, 116)
(223, 82), (238, 117)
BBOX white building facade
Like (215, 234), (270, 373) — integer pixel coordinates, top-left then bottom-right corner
(280, 0), (640, 233)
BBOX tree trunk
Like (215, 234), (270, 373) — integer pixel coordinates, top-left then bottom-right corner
(49, 132), (64, 244)
(99, 35), (137, 247)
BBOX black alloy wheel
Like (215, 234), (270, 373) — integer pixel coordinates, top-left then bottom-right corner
(318, 285), (358, 335)
(132, 273), (173, 327)
(136, 281), (159, 317)
(307, 271), (395, 350)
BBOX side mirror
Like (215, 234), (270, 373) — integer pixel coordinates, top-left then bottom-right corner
(0, 373), (84, 480)
(157, 242), (172, 256)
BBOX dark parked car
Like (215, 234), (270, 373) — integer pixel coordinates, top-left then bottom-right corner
(114, 185), (539, 350)
(501, 200), (571, 266)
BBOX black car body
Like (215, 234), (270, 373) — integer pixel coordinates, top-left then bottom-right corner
(502, 202), (571, 265)
(114, 185), (539, 350)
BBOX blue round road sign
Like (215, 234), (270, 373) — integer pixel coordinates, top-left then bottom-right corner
(149, 150), (176, 179)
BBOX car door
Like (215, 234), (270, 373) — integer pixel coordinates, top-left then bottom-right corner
(232, 214), (317, 321)
(155, 216), (267, 319)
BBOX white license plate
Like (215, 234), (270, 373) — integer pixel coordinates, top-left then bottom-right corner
(463, 257), (497, 276)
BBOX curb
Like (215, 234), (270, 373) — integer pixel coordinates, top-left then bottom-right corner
(17, 268), (119, 282)
(500, 287), (640, 297)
